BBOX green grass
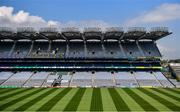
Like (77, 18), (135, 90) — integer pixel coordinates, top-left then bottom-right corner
(0, 88), (179, 111)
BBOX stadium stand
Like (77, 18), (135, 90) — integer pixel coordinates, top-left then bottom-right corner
(0, 41), (164, 59)
(0, 72), (14, 85)
(60, 72), (71, 87)
(24, 72), (50, 87)
(122, 42), (142, 58)
(104, 42), (125, 58)
(86, 42), (104, 59)
(0, 26), (175, 88)
(28, 41), (49, 58)
(139, 42), (161, 57)
(93, 72), (114, 87)
(68, 42), (85, 59)
(0, 41), (14, 58)
(134, 72), (162, 87)
(153, 72), (174, 88)
(50, 41), (66, 58)
(114, 72), (138, 87)
(2, 72), (33, 87)
(71, 72), (92, 87)
(11, 41), (31, 58)
(42, 72), (59, 87)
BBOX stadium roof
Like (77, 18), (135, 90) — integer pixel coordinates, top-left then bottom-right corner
(0, 27), (172, 41)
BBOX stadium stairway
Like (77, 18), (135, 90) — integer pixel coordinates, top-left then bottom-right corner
(136, 41), (145, 57)
(8, 41), (17, 57)
(27, 41), (34, 56)
(131, 72), (140, 87)
(118, 41), (127, 58)
(41, 72), (51, 87)
(0, 72), (15, 85)
(152, 72), (164, 87)
(22, 72), (35, 87)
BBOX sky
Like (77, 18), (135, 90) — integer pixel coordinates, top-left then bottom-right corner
(0, 0), (180, 59)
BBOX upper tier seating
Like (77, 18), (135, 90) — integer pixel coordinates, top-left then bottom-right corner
(11, 42), (31, 58)
(139, 42), (161, 57)
(0, 41), (162, 59)
(122, 42), (142, 58)
(86, 42), (104, 58)
(50, 42), (66, 58)
(104, 42), (125, 58)
(28, 42), (49, 58)
(68, 42), (85, 59)
(0, 42), (13, 58)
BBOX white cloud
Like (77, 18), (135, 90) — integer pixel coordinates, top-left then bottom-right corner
(125, 3), (180, 26)
(0, 6), (59, 29)
(0, 6), (113, 31)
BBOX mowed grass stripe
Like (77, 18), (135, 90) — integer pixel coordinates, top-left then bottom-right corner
(0, 88), (44, 110)
(152, 88), (180, 101)
(139, 88), (180, 111)
(64, 88), (86, 111)
(14, 88), (57, 111)
(77, 88), (92, 111)
(0, 88), (18, 94)
(108, 88), (130, 111)
(37, 88), (71, 111)
(162, 88), (180, 98)
(101, 88), (117, 111)
(0, 89), (22, 97)
(90, 88), (103, 111)
(123, 88), (158, 111)
(0, 88), (32, 101)
(166, 88), (180, 94)
(116, 89), (144, 111)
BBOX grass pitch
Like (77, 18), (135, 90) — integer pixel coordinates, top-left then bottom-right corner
(0, 88), (179, 111)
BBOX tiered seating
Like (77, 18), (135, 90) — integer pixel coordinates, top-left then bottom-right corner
(42, 73), (59, 87)
(2, 72), (32, 87)
(61, 74), (71, 87)
(71, 72), (92, 87)
(50, 42), (66, 58)
(29, 42), (49, 58)
(154, 72), (174, 88)
(0, 41), (163, 59)
(86, 42), (104, 58)
(104, 42), (124, 58)
(24, 72), (49, 87)
(0, 42), (13, 58)
(139, 42), (161, 57)
(122, 42), (142, 58)
(169, 79), (180, 88)
(0, 72), (13, 85)
(135, 72), (161, 87)
(114, 72), (138, 87)
(11, 42), (31, 58)
(68, 42), (85, 59)
(94, 72), (114, 87)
